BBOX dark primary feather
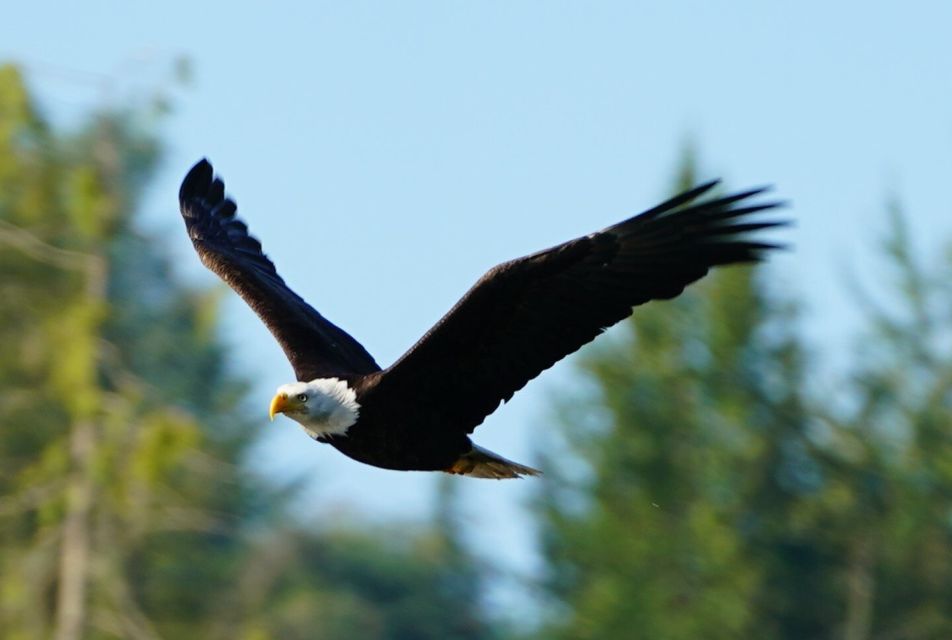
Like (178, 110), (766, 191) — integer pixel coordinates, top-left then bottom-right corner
(178, 159), (380, 380)
(366, 180), (786, 436)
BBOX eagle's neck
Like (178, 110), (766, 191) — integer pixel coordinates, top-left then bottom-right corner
(295, 377), (360, 439)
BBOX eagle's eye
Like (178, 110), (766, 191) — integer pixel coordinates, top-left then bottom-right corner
(297, 393), (308, 403)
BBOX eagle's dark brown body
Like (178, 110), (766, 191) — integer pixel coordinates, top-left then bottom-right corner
(179, 159), (785, 477)
(308, 373), (466, 472)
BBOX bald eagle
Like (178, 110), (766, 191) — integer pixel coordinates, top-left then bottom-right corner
(179, 160), (784, 478)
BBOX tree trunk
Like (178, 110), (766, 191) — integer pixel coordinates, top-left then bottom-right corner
(53, 256), (106, 640)
(53, 419), (95, 640)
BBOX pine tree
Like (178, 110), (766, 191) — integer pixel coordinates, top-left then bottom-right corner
(533, 153), (811, 639)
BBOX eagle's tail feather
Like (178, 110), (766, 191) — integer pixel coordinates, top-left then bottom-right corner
(445, 445), (541, 479)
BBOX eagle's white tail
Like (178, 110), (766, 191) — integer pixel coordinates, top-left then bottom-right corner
(445, 445), (541, 479)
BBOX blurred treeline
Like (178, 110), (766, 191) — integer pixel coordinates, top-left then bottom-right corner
(2, 62), (952, 640)
(0, 65), (494, 640)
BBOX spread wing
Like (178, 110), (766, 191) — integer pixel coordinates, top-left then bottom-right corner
(178, 159), (380, 380)
(369, 180), (785, 434)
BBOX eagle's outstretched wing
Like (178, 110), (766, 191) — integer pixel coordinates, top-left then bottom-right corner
(369, 181), (785, 434)
(179, 159), (380, 380)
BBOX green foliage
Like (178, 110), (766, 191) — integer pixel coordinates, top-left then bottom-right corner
(0, 62), (256, 639)
(535, 157), (952, 638)
(0, 64), (503, 640)
(538, 269), (779, 639)
(229, 521), (496, 640)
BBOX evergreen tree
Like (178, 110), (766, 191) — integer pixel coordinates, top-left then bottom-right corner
(819, 205), (952, 639)
(533, 154), (813, 639)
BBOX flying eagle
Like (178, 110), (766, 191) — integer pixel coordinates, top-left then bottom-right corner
(179, 160), (784, 478)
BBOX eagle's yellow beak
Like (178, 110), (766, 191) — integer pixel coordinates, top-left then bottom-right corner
(269, 393), (289, 421)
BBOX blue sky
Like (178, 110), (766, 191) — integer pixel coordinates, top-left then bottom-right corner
(5, 0), (952, 615)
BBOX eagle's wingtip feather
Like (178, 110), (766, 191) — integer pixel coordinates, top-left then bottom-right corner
(179, 158), (214, 204)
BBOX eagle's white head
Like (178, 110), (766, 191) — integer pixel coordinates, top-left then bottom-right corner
(269, 377), (360, 439)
